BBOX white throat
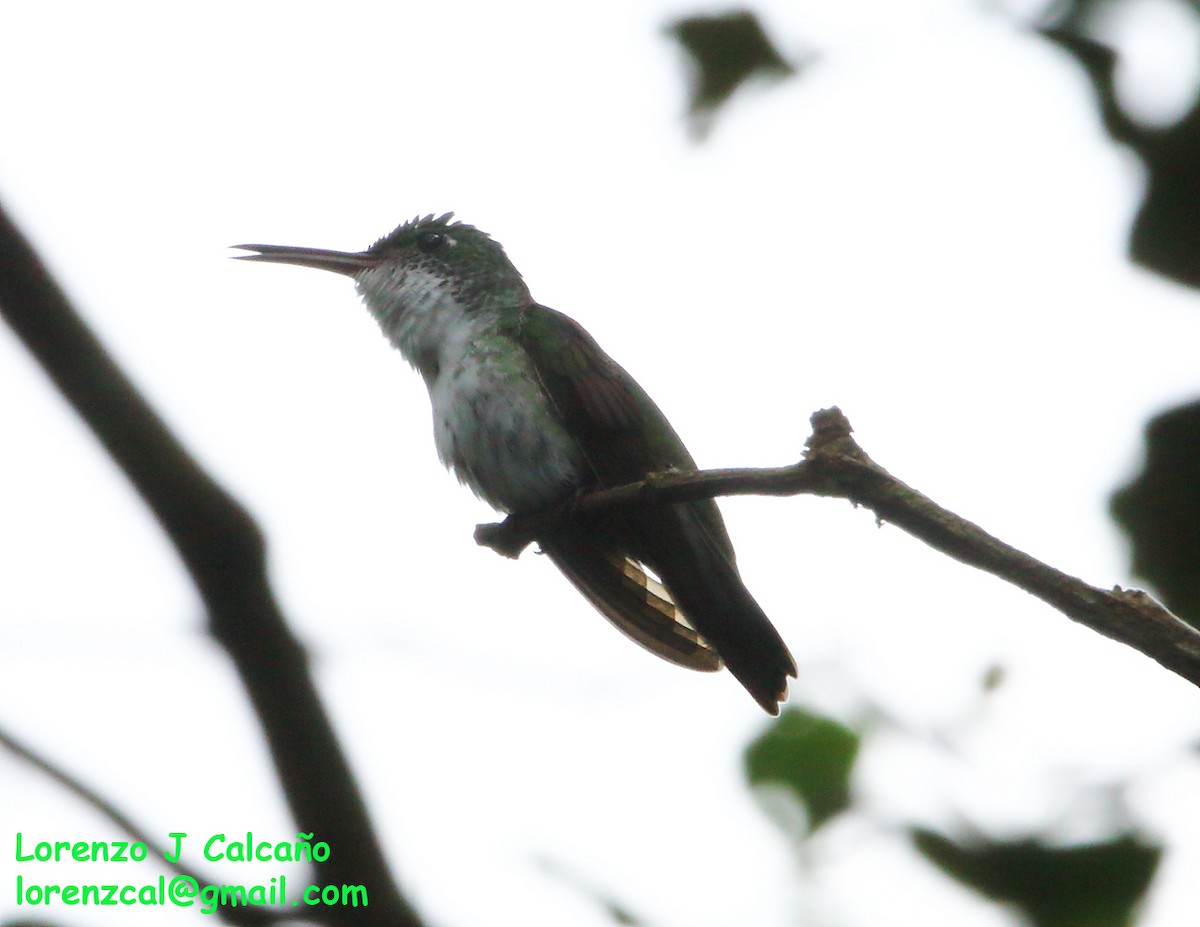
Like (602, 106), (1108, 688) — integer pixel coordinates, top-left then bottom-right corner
(355, 264), (473, 385)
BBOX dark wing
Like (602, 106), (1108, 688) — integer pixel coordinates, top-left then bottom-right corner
(510, 304), (703, 490)
(548, 535), (722, 672)
(506, 305), (723, 669)
(510, 305), (795, 710)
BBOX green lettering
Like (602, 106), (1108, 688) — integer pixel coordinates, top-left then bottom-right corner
(204, 834), (225, 861)
(164, 832), (186, 864)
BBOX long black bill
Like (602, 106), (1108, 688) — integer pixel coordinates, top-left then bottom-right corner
(231, 244), (379, 277)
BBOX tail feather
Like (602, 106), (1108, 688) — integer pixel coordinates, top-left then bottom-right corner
(661, 562), (796, 714)
(632, 503), (797, 715)
(545, 536), (723, 672)
(545, 501), (796, 714)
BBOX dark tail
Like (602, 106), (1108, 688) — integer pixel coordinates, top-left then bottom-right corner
(547, 500), (796, 714)
(637, 502), (796, 714)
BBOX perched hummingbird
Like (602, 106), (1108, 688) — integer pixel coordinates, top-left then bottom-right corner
(235, 214), (796, 713)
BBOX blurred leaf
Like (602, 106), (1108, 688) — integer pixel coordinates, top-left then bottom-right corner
(744, 707), (858, 833)
(1039, 13), (1200, 290)
(1111, 400), (1200, 628)
(912, 830), (1160, 927)
(1128, 106), (1200, 290)
(666, 10), (796, 139)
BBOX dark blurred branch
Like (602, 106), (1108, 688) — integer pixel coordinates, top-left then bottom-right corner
(0, 202), (423, 927)
(1037, 27), (1141, 146)
(478, 408), (1200, 690)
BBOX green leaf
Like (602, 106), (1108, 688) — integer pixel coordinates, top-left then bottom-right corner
(1111, 400), (1200, 629)
(665, 11), (796, 139)
(912, 830), (1161, 927)
(744, 707), (859, 833)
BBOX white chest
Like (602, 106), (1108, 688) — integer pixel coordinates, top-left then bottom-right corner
(428, 332), (584, 513)
(355, 265), (583, 513)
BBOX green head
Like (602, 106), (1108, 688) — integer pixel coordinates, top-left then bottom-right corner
(235, 213), (532, 313)
(364, 213), (532, 312)
(235, 213), (534, 381)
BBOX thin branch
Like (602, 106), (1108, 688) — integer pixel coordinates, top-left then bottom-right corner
(0, 724), (280, 926)
(477, 408), (1200, 690)
(0, 203), (423, 927)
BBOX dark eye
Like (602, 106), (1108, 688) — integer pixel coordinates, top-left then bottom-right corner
(416, 231), (450, 254)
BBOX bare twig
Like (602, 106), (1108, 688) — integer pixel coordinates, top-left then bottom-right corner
(477, 407), (1200, 689)
(0, 725), (276, 926)
(0, 203), (424, 927)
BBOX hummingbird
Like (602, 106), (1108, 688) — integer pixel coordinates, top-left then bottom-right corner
(235, 214), (796, 713)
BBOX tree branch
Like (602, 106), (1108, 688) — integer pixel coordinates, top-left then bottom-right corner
(0, 724), (277, 926)
(476, 408), (1200, 689)
(0, 202), (423, 927)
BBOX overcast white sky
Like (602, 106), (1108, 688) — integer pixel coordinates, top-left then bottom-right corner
(3, 1), (1200, 926)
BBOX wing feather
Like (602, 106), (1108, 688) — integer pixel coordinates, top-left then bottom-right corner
(544, 536), (722, 672)
(508, 304), (794, 710)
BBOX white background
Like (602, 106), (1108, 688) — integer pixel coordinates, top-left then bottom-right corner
(2, 1), (1200, 925)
